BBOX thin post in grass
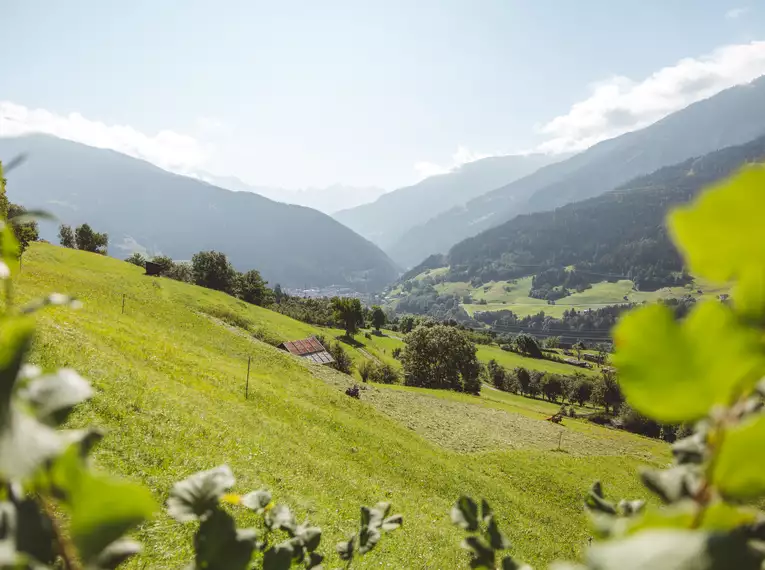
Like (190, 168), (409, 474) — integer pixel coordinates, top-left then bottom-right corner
(121, 293), (126, 314)
(245, 355), (251, 399)
(557, 430), (564, 452)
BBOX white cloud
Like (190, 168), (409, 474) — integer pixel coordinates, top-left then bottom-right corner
(0, 101), (211, 174)
(725, 7), (748, 19)
(414, 146), (492, 180)
(537, 40), (765, 154)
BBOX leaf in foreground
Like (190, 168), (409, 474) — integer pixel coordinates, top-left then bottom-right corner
(713, 415), (765, 500)
(613, 302), (765, 422)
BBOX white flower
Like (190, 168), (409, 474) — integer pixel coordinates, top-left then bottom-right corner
(0, 262), (10, 280)
(18, 364), (42, 380)
(48, 293), (69, 305)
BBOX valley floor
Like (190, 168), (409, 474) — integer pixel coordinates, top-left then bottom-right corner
(19, 244), (667, 568)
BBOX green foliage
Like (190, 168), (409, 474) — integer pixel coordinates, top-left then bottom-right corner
(358, 359), (375, 382)
(370, 305), (386, 330)
(487, 359), (507, 390)
(150, 254), (175, 274)
(513, 333), (542, 358)
(331, 297), (363, 337)
(369, 362), (399, 384)
(592, 370), (624, 415)
(402, 324), (480, 394)
(74, 223), (109, 254)
(58, 224), (75, 248)
(8, 203), (39, 254)
(125, 252), (146, 267)
(235, 269), (274, 307)
(328, 341), (354, 375)
(192, 250), (238, 293)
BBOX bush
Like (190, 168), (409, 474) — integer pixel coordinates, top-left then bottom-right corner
(345, 384), (361, 399)
(391, 347), (402, 360)
(192, 250), (238, 293)
(358, 359), (375, 382)
(125, 252), (147, 267)
(513, 333), (542, 358)
(329, 342), (353, 375)
(74, 223), (108, 254)
(369, 362), (399, 385)
(616, 404), (661, 438)
(165, 261), (193, 283)
(402, 324), (480, 394)
(586, 411), (613, 426)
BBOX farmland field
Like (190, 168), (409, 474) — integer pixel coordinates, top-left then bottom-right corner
(18, 244), (667, 568)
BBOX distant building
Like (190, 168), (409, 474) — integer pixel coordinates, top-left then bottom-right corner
(145, 261), (163, 276)
(278, 336), (335, 365)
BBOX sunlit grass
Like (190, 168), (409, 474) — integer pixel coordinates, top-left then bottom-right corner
(18, 243), (666, 568)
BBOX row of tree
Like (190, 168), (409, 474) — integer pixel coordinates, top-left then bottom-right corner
(59, 224), (109, 254)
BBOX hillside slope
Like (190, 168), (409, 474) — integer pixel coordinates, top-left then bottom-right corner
(0, 134), (398, 289)
(388, 75), (765, 268)
(19, 243), (665, 568)
(448, 134), (765, 287)
(333, 153), (558, 249)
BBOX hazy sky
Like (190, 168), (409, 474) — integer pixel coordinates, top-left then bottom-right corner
(2, 0), (764, 189)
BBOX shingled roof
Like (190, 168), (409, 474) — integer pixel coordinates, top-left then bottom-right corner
(278, 336), (335, 365)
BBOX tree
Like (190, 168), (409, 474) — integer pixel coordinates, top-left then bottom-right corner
(235, 269), (274, 307)
(165, 261), (193, 283)
(371, 306), (386, 331)
(568, 376), (594, 406)
(74, 223), (108, 254)
(274, 283), (284, 304)
(150, 255), (176, 274)
(0, 161), (8, 219)
(543, 336), (561, 349)
(358, 359), (375, 382)
(513, 333), (542, 358)
(487, 359), (506, 391)
(58, 224), (75, 248)
(540, 374), (564, 402)
(328, 342), (353, 375)
(331, 297), (364, 337)
(191, 250), (238, 293)
(574, 340), (586, 361)
(402, 324), (480, 394)
(527, 371), (543, 398)
(593, 369), (624, 414)
(399, 315), (415, 334)
(8, 203), (39, 254)
(514, 367), (531, 395)
(125, 252), (147, 267)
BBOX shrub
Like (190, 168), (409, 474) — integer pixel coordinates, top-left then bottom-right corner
(513, 333), (542, 358)
(125, 252), (146, 267)
(369, 362), (399, 385)
(329, 342), (353, 375)
(391, 347), (402, 360)
(192, 250), (238, 293)
(165, 260), (193, 283)
(616, 404), (661, 438)
(345, 384), (361, 399)
(58, 223), (75, 248)
(358, 359), (375, 382)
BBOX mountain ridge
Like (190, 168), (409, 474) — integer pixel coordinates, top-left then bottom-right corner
(0, 134), (399, 289)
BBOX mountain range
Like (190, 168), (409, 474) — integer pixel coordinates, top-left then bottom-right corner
(0, 135), (398, 289)
(385, 75), (765, 268)
(200, 174), (386, 215)
(332, 153), (559, 250)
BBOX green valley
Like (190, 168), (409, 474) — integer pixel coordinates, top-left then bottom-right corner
(19, 243), (666, 568)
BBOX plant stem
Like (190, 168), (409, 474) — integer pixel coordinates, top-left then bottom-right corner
(39, 495), (82, 570)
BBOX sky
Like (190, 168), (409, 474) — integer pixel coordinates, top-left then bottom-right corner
(2, 0), (765, 191)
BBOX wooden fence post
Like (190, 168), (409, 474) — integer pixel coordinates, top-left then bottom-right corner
(245, 356), (251, 399)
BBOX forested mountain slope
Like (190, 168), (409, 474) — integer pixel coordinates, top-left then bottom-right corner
(0, 134), (399, 289)
(387, 76), (765, 268)
(446, 133), (765, 290)
(333, 153), (557, 249)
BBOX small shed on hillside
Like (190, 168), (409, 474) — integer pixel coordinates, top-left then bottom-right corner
(278, 336), (335, 365)
(145, 261), (163, 276)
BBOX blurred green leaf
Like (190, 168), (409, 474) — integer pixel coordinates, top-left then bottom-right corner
(240, 489), (271, 514)
(586, 529), (762, 570)
(69, 470), (157, 562)
(613, 302), (765, 422)
(194, 509), (257, 570)
(294, 523), (321, 553)
(585, 481), (617, 515)
(335, 535), (354, 561)
(713, 415), (765, 500)
(381, 514), (403, 531)
(265, 504), (296, 534)
(461, 536), (494, 569)
(0, 318), (34, 423)
(358, 525), (381, 555)
(451, 496), (479, 531)
(485, 515), (511, 550)
(262, 539), (294, 570)
(87, 539), (142, 570)
(669, 166), (765, 321)
(167, 465), (234, 522)
(19, 368), (93, 425)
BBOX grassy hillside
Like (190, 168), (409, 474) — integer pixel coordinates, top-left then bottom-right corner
(18, 243), (667, 568)
(392, 271), (728, 318)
